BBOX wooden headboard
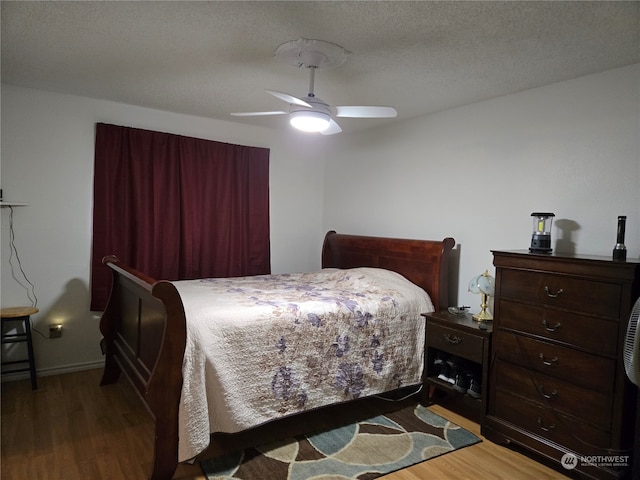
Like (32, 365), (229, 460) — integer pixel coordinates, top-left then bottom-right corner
(321, 231), (455, 312)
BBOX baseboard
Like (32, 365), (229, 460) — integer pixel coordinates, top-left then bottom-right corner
(1, 359), (105, 382)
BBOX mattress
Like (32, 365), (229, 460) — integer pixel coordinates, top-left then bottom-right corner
(173, 267), (433, 461)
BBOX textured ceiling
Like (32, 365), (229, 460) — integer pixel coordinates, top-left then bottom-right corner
(2, 1), (638, 134)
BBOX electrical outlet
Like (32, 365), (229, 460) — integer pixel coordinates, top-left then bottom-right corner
(49, 324), (63, 339)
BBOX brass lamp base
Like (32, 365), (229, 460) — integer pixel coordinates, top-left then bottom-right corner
(472, 310), (493, 322)
(472, 292), (493, 322)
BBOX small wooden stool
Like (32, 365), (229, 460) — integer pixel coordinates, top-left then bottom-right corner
(1, 306), (38, 389)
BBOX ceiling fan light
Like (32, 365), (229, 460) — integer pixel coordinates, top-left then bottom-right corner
(289, 110), (330, 132)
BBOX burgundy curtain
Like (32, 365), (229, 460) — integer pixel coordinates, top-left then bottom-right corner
(90, 123), (270, 310)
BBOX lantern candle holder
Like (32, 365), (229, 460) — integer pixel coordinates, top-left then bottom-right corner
(529, 212), (555, 253)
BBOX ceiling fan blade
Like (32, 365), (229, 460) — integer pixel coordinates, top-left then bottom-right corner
(266, 90), (312, 108)
(230, 111), (286, 117)
(320, 119), (343, 135)
(334, 106), (397, 118)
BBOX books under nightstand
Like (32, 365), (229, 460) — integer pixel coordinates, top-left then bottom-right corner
(421, 310), (492, 425)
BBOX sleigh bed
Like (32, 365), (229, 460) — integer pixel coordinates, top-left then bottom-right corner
(99, 231), (455, 480)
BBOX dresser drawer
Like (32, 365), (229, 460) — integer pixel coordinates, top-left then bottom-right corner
(493, 358), (613, 430)
(499, 269), (621, 319)
(498, 300), (618, 355)
(427, 322), (483, 363)
(493, 331), (615, 392)
(494, 389), (611, 451)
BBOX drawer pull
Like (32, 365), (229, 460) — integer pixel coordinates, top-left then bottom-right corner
(539, 353), (558, 366)
(542, 319), (562, 332)
(443, 333), (462, 344)
(539, 386), (558, 399)
(544, 286), (564, 298)
(537, 418), (556, 432)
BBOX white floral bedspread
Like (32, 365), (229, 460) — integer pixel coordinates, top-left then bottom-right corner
(172, 267), (433, 461)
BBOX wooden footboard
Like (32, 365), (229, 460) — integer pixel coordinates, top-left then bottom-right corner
(99, 231), (455, 480)
(99, 256), (187, 480)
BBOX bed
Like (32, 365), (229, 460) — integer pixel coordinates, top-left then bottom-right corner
(99, 231), (455, 480)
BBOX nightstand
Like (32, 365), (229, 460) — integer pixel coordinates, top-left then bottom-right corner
(422, 310), (492, 424)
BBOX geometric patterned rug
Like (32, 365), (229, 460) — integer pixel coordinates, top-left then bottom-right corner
(201, 403), (481, 479)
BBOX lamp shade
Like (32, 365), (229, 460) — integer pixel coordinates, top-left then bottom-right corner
(289, 110), (331, 132)
(468, 271), (495, 296)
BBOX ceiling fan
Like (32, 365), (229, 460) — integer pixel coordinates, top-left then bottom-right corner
(231, 38), (397, 135)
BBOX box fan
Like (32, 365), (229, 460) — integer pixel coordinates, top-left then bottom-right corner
(624, 297), (640, 386)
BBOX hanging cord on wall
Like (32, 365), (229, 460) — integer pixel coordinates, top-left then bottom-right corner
(7, 206), (38, 307)
(6, 206), (47, 339)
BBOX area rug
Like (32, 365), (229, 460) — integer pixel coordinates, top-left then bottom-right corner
(201, 404), (481, 479)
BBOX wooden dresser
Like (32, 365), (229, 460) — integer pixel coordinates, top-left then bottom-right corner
(483, 250), (640, 480)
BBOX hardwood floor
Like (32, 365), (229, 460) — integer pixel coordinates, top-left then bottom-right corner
(1, 369), (571, 480)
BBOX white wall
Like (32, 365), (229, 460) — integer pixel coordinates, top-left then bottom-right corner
(2, 64), (638, 375)
(323, 64), (640, 311)
(0, 85), (326, 375)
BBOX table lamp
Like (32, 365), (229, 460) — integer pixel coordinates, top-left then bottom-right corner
(468, 270), (495, 322)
